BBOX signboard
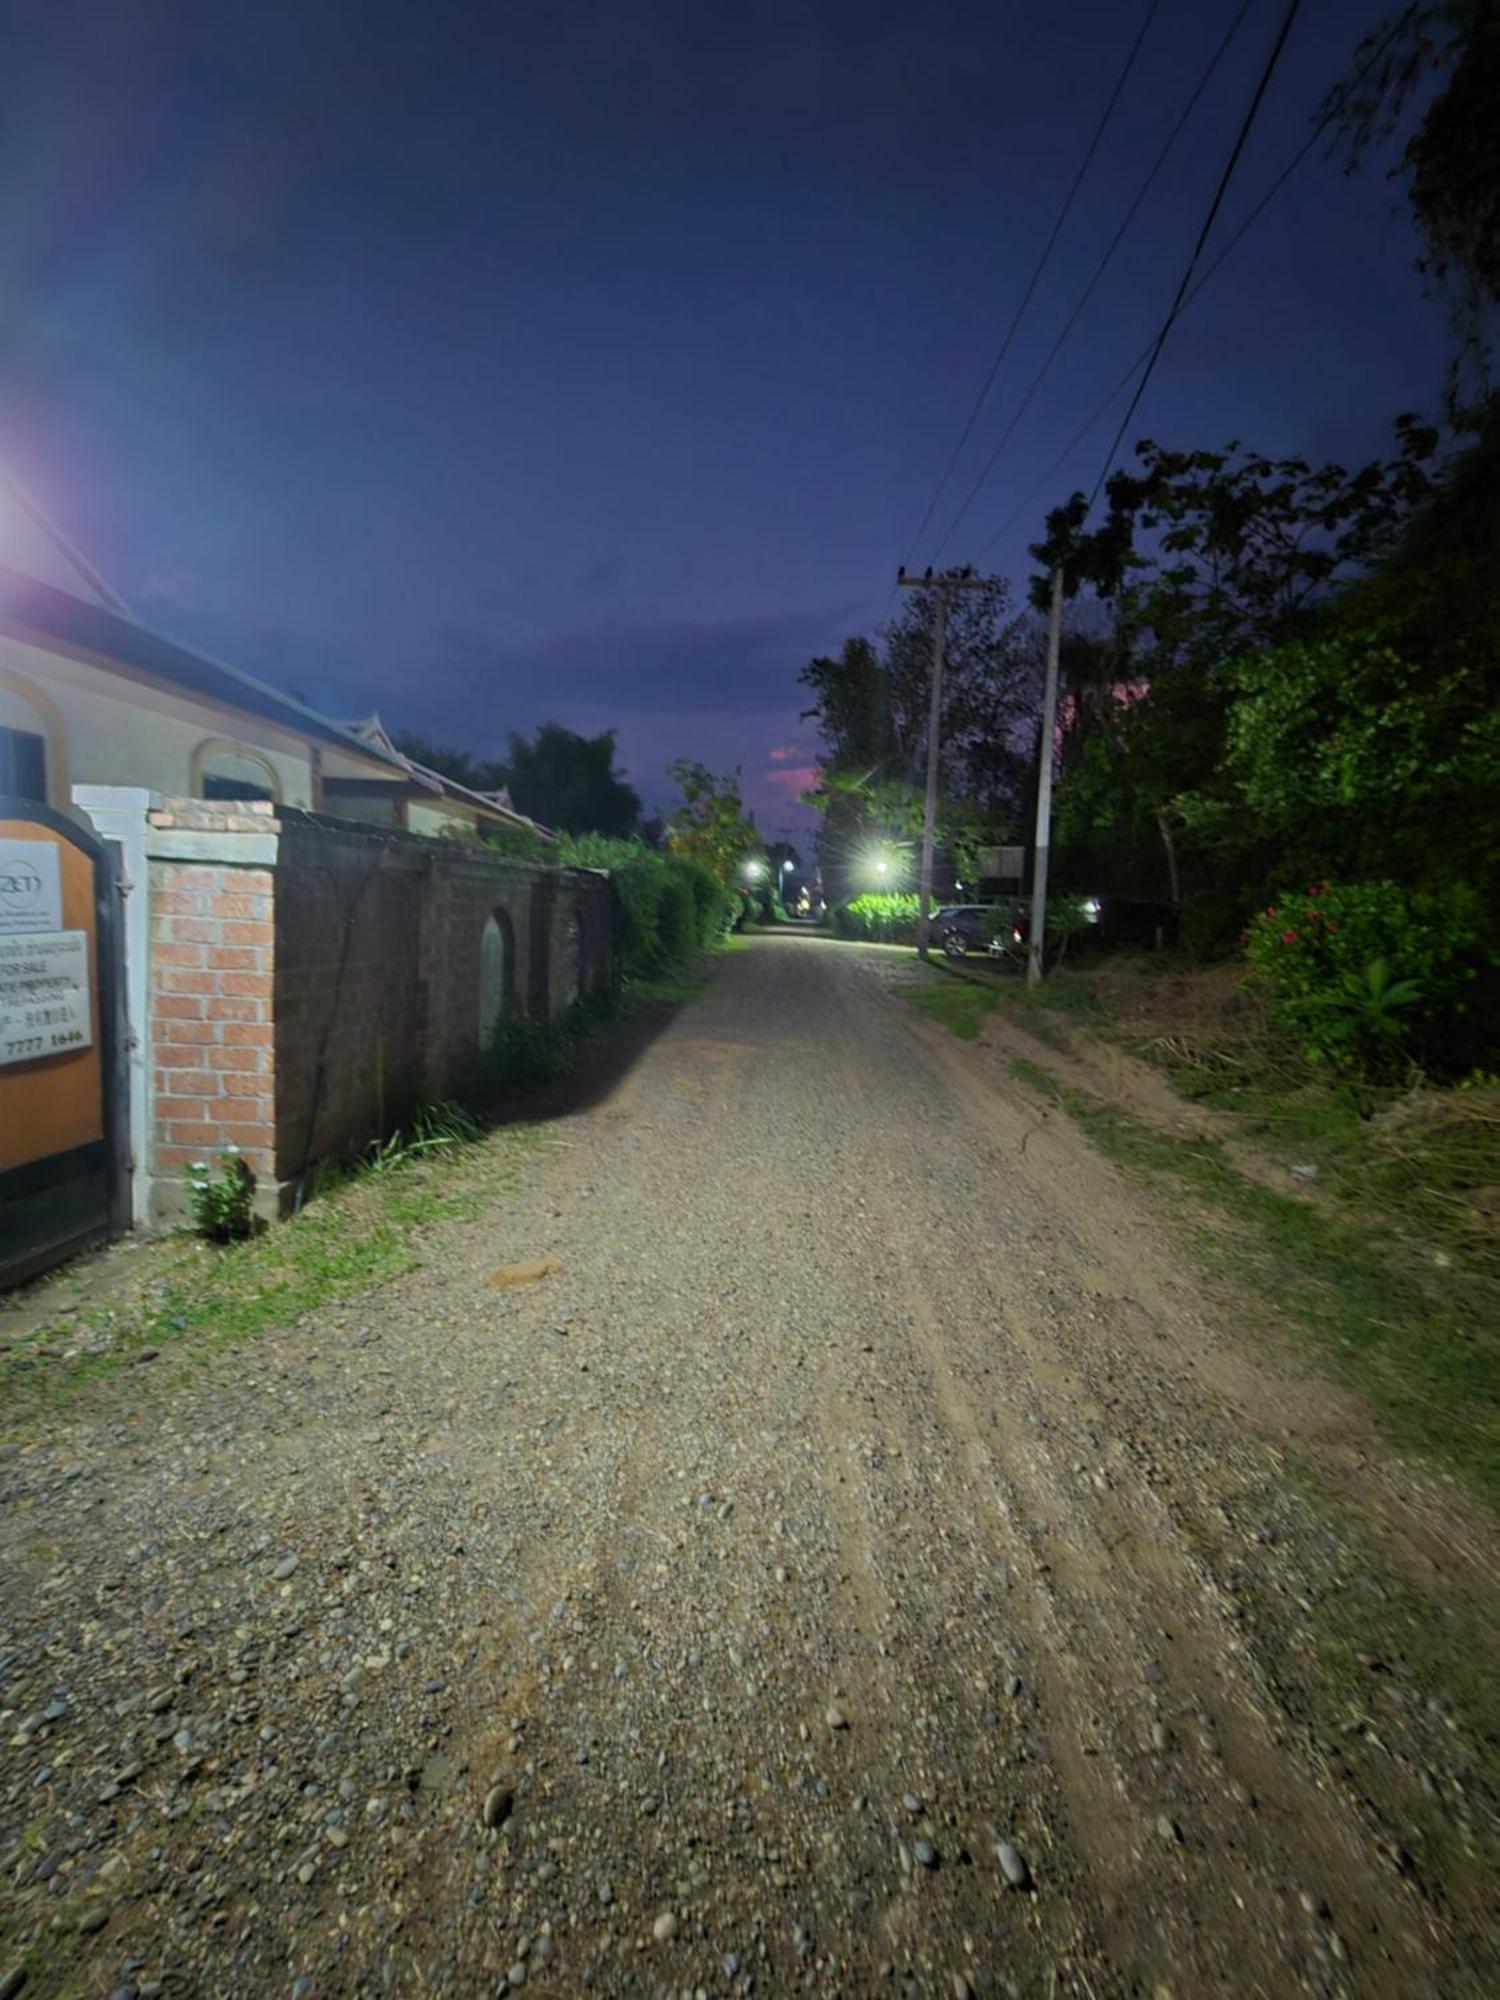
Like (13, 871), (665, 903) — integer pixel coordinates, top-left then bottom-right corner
(0, 838), (63, 935)
(0, 930), (93, 1067)
(978, 845), (1027, 882)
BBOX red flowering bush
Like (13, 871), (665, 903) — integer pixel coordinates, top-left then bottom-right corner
(1244, 880), (1484, 1081)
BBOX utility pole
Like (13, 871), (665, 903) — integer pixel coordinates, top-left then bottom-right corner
(1027, 564), (1064, 988)
(896, 565), (992, 960)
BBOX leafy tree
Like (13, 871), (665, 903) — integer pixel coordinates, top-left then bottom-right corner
(1325, 1), (1500, 403)
(1192, 413), (1500, 902)
(1208, 628), (1500, 888)
(502, 723), (641, 837)
(798, 637), (890, 773)
(392, 723), (640, 835)
(664, 761), (759, 882)
(391, 730), (508, 794)
(881, 578), (1041, 812)
(1032, 425), (1439, 661)
(1031, 424), (1442, 925)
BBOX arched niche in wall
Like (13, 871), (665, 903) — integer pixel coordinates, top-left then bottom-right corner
(191, 737), (282, 804)
(478, 908), (516, 1046)
(562, 907), (584, 1008)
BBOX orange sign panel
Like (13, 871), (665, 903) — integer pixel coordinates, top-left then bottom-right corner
(0, 818), (104, 1174)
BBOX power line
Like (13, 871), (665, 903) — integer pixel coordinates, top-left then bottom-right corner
(1083, 0), (1305, 512)
(893, 0), (1166, 581)
(976, 0), (1416, 559)
(928, 0), (1256, 564)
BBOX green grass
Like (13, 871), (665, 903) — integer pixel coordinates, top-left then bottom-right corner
(900, 959), (1097, 1047)
(1009, 1054), (1062, 1098)
(904, 974), (999, 1039)
(0, 1127), (537, 1435)
(1008, 1057), (1500, 1509)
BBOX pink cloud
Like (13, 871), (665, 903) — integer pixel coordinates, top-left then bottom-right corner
(768, 744), (807, 764)
(765, 763), (820, 794)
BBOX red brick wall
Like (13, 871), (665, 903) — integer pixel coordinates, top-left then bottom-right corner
(147, 827), (276, 1201)
(141, 803), (610, 1217)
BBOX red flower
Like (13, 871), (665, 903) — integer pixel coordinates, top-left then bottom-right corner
(1307, 882), (1325, 897)
(1282, 928), (1299, 944)
(1326, 919), (1340, 933)
(1267, 905), (1278, 918)
(1237, 929), (1249, 946)
(1304, 909), (1319, 922)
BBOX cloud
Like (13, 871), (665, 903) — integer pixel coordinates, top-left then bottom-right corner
(768, 743), (809, 763)
(433, 603), (857, 722)
(765, 762), (819, 794)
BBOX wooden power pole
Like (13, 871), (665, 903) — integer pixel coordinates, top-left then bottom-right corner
(896, 565), (993, 960)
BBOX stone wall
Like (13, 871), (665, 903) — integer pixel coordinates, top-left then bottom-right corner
(136, 800), (609, 1221)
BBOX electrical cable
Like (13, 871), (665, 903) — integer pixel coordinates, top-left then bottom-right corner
(928, 0), (1256, 563)
(890, 0), (1166, 587)
(973, 0), (1412, 559)
(1082, 0), (1306, 514)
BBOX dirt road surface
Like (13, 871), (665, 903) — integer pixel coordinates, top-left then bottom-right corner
(3, 935), (1496, 1998)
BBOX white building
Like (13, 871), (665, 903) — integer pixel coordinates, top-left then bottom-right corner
(0, 489), (541, 840)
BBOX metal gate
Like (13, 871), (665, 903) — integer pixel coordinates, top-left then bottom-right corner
(1, 798), (129, 1288)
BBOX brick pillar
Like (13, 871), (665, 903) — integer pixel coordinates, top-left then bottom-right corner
(145, 803), (279, 1222)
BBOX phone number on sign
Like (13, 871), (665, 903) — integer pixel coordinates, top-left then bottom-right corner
(0, 1026), (89, 1062)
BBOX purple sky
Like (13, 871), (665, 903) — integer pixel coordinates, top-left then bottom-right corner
(2, 0), (1447, 839)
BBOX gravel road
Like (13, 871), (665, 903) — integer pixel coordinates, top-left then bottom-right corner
(2, 934), (1496, 1999)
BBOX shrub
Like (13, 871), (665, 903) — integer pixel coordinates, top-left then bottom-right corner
(186, 1147), (257, 1242)
(557, 836), (734, 982)
(686, 861), (735, 947)
(486, 1011), (575, 1087)
(1244, 880), (1485, 1081)
(834, 892), (923, 942)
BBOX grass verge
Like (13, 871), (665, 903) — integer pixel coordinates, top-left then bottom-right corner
(1042, 953), (1500, 1285)
(0, 1126), (537, 1439)
(903, 973), (999, 1040)
(901, 958), (1096, 1048)
(1007, 1056), (1500, 1510)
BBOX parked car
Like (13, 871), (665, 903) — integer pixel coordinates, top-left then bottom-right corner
(931, 903), (1022, 960)
(936, 896), (1116, 966)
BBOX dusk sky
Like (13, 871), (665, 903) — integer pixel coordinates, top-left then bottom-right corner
(2, 0), (1448, 838)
